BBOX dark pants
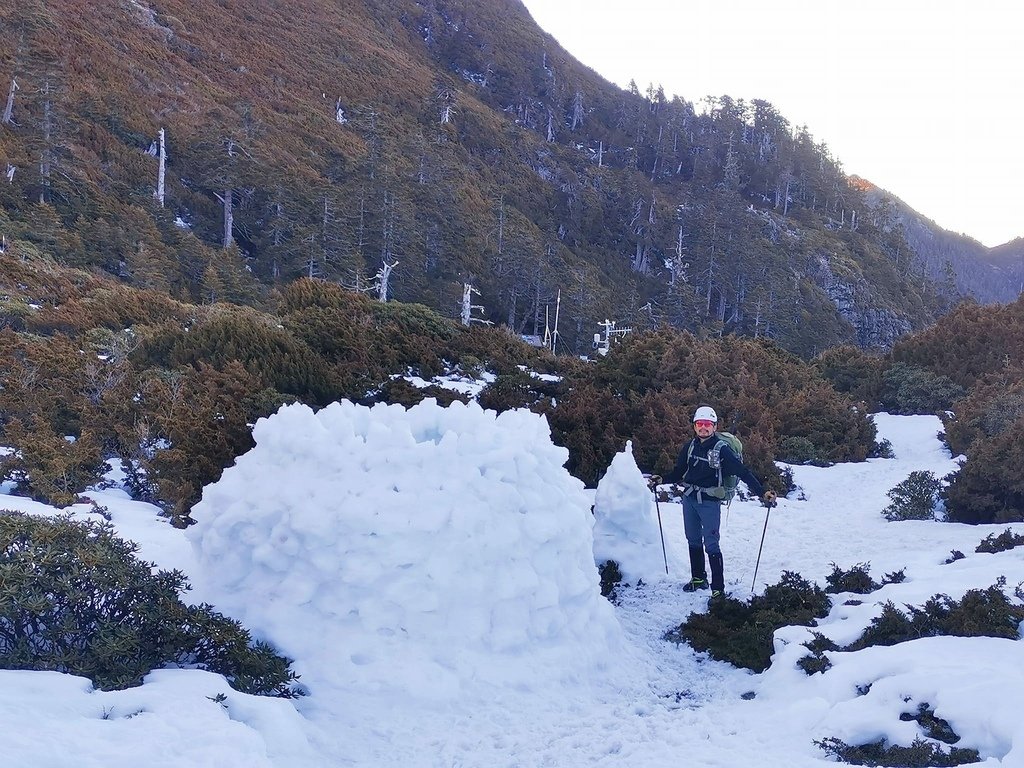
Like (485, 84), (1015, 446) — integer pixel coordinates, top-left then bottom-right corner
(681, 494), (722, 554)
(682, 493), (725, 591)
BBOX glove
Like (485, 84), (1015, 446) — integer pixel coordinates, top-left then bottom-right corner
(761, 490), (777, 508)
(647, 474), (663, 489)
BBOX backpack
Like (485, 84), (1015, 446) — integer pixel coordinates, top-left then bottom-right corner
(686, 431), (744, 501)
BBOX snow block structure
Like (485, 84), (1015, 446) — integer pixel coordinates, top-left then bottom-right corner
(187, 399), (622, 699)
(593, 441), (668, 585)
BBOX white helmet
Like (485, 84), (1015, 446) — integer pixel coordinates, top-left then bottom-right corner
(693, 406), (718, 423)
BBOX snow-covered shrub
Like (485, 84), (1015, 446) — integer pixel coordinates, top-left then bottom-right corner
(825, 562), (879, 594)
(824, 563), (906, 595)
(975, 528), (1024, 554)
(846, 581), (1024, 651)
(0, 512), (299, 696)
(882, 470), (941, 521)
(815, 735), (979, 767)
(796, 631), (840, 675)
(900, 703), (963, 745)
(870, 437), (895, 458)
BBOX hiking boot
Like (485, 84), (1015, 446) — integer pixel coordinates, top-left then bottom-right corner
(709, 552), (725, 594)
(682, 578), (708, 592)
(709, 589), (726, 600)
(686, 547), (708, 591)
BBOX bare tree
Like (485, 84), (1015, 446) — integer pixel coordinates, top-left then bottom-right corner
(668, 225), (688, 286)
(460, 283), (491, 326)
(37, 79), (53, 203)
(154, 127), (166, 207)
(629, 195), (655, 274)
(435, 82), (457, 129)
(376, 260), (398, 303)
(570, 90), (584, 130)
(215, 188), (234, 248)
(2, 27), (26, 127)
(2, 77), (17, 126)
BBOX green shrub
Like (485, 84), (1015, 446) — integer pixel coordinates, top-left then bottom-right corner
(825, 562), (879, 594)
(815, 736), (980, 766)
(773, 382), (878, 465)
(942, 424), (1024, 524)
(871, 438), (895, 459)
(881, 362), (965, 415)
(883, 471), (941, 522)
(150, 306), (338, 405)
(552, 329), (875, 489)
(667, 572), (831, 672)
(812, 345), (884, 406)
(796, 631), (840, 674)
(598, 560), (623, 600)
(882, 569), (907, 585)
(777, 436), (821, 465)
(942, 381), (1024, 456)
(0, 420), (106, 507)
(368, 378), (469, 408)
(900, 703), (962, 745)
(478, 368), (546, 412)
(847, 581), (1024, 651)
(975, 528), (1024, 554)
(0, 512), (300, 696)
(128, 363), (280, 525)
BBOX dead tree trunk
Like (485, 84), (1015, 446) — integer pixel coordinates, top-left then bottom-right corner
(154, 127), (166, 207)
(2, 77), (17, 125)
(222, 188), (233, 248)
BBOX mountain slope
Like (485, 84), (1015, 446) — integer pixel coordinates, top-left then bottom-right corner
(853, 177), (1020, 303)
(0, 0), (965, 353)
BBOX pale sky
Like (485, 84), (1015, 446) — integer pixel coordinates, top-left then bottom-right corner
(520, 0), (1022, 247)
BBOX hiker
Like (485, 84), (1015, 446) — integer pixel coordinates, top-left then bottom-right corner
(649, 405), (776, 597)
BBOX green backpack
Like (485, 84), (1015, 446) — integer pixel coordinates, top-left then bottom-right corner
(686, 431), (744, 501)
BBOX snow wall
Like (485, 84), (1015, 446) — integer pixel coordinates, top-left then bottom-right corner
(187, 399), (622, 700)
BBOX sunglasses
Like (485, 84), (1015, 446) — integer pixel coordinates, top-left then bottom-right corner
(694, 420), (716, 429)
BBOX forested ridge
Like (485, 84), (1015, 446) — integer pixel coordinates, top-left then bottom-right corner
(2, 247), (1022, 525)
(3, 0), (1006, 356)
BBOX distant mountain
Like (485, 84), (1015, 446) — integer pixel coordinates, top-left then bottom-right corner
(0, 0), (981, 353)
(987, 238), (1024, 294)
(852, 177), (1021, 304)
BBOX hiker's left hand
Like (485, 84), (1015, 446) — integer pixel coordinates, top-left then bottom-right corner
(648, 475), (662, 489)
(761, 490), (777, 508)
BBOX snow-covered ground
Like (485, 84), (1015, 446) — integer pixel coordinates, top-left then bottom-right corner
(1, 406), (1022, 767)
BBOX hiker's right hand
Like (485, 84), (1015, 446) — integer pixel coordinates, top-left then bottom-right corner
(648, 474), (662, 489)
(761, 490), (777, 508)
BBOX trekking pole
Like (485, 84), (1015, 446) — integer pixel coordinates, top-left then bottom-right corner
(653, 489), (669, 575)
(750, 503), (773, 592)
